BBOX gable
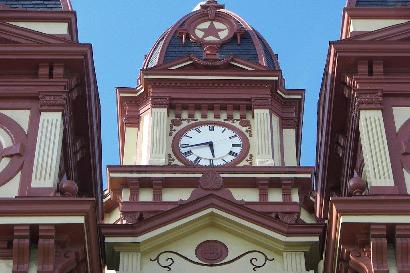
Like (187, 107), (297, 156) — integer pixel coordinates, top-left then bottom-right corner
(350, 20), (410, 41)
(0, 21), (70, 44)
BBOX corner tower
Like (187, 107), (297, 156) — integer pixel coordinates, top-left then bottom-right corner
(0, 0), (103, 272)
(103, 1), (324, 273)
(316, 0), (410, 272)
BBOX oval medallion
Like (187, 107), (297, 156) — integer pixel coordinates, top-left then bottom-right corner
(195, 240), (228, 264)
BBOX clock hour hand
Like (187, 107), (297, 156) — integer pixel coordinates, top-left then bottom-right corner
(209, 142), (215, 158)
(182, 141), (212, 148)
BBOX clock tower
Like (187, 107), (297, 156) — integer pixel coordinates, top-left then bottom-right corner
(102, 1), (323, 273)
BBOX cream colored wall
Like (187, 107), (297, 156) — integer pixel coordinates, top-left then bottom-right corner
(0, 259), (12, 272)
(123, 127), (138, 165)
(0, 127), (12, 173)
(230, 188), (259, 201)
(142, 226), (284, 273)
(349, 19), (408, 33)
(268, 188), (282, 202)
(162, 188), (194, 201)
(140, 188), (153, 201)
(0, 110), (30, 133)
(283, 129), (297, 166)
(8, 22), (69, 35)
(137, 111), (151, 165)
(393, 107), (410, 131)
(105, 207), (121, 224)
(300, 208), (316, 224)
(0, 172), (20, 197)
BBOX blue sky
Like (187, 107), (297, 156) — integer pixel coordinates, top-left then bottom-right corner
(70, 0), (346, 184)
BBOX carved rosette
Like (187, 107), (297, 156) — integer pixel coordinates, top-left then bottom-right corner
(199, 171), (223, 190)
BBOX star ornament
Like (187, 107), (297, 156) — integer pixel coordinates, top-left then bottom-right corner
(195, 21), (229, 42)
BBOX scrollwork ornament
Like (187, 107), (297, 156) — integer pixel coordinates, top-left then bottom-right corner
(150, 250), (274, 271)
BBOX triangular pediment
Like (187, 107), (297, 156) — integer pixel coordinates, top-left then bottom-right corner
(350, 21), (410, 41)
(0, 21), (71, 44)
(102, 194), (322, 246)
(150, 55), (269, 71)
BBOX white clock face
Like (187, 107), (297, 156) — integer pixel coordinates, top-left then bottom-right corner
(177, 123), (246, 167)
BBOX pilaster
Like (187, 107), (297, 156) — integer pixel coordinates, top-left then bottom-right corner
(283, 252), (309, 273)
(253, 98), (274, 166)
(114, 245), (141, 273)
(149, 97), (169, 166)
(31, 93), (66, 188)
(356, 90), (395, 193)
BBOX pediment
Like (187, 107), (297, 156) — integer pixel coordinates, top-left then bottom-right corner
(0, 21), (70, 44)
(350, 21), (410, 41)
(103, 194), (322, 248)
(150, 55), (269, 71)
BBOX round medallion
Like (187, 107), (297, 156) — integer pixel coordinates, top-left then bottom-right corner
(172, 121), (250, 167)
(187, 15), (237, 44)
(195, 240), (228, 264)
(194, 21), (229, 42)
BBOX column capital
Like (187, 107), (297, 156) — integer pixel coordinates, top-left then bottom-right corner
(354, 89), (383, 111)
(252, 97), (272, 110)
(150, 97), (170, 108)
(39, 92), (67, 112)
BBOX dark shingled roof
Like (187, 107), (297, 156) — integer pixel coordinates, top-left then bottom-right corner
(356, 0), (410, 6)
(0, 0), (62, 10)
(146, 14), (279, 70)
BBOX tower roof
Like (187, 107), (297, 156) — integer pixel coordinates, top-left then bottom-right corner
(355, 0), (410, 7)
(0, 0), (64, 11)
(143, 0), (280, 70)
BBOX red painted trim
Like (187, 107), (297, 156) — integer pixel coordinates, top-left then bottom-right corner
(101, 194), (324, 237)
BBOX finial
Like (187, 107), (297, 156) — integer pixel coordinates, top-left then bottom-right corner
(201, 0), (225, 11)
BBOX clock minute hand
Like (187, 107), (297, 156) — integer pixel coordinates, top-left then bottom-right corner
(184, 141), (212, 148)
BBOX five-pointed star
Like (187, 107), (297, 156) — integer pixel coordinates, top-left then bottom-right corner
(197, 22), (226, 40)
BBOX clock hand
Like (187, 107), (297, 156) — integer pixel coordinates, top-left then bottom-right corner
(209, 142), (215, 158)
(183, 141), (212, 148)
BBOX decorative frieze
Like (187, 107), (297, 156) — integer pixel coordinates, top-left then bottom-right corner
(282, 180), (293, 202)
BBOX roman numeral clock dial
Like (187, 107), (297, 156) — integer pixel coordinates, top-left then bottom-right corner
(172, 122), (249, 167)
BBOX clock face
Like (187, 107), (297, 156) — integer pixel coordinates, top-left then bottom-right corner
(193, 20), (230, 42)
(173, 122), (249, 167)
